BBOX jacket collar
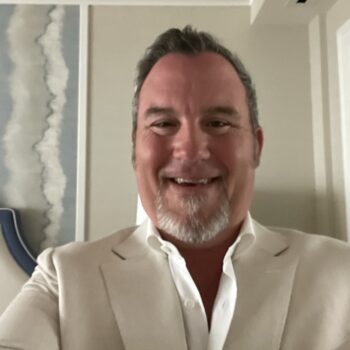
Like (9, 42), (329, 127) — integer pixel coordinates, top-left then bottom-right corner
(224, 219), (298, 350)
(102, 217), (296, 350)
(101, 220), (187, 350)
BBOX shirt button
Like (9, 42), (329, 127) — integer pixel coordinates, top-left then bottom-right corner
(184, 299), (196, 309)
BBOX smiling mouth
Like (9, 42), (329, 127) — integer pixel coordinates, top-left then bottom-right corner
(169, 177), (219, 186)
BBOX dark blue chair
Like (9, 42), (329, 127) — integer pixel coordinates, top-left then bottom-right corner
(0, 208), (37, 276)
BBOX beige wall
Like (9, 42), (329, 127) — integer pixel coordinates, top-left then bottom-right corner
(87, 5), (316, 240)
(309, 0), (350, 240)
(326, 0), (350, 240)
(2, 0), (350, 315)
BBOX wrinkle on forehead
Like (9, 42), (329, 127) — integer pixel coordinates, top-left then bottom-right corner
(141, 52), (245, 93)
(138, 52), (249, 123)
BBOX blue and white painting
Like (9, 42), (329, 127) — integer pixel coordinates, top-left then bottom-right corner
(0, 4), (79, 256)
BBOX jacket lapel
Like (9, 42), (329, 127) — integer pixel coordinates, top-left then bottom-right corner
(224, 221), (299, 350)
(100, 223), (187, 350)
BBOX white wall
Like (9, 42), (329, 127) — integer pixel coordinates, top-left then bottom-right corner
(87, 5), (316, 240)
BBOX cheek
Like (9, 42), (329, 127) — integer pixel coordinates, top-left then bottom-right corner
(135, 132), (168, 168)
(213, 134), (253, 165)
(134, 132), (171, 191)
(214, 135), (257, 189)
(134, 133), (171, 221)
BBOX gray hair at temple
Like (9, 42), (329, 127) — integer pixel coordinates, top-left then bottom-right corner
(132, 25), (259, 138)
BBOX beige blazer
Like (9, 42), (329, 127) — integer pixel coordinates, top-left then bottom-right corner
(0, 219), (350, 350)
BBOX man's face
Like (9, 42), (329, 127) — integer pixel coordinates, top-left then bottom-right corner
(134, 52), (263, 245)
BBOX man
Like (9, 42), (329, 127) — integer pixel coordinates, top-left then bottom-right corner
(1, 26), (350, 350)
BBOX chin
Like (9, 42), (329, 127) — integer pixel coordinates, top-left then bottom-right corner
(155, 191), (230, 245)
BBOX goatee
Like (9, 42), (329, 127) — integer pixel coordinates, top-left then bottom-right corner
(155, 187), (230, 245)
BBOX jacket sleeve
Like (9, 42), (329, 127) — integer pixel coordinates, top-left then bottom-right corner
(336, 334), (350, 350)
(0, 248), (60, 350)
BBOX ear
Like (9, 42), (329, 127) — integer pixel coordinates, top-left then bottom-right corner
(131, 129), (136, 168)
(253, 127), (263, 167)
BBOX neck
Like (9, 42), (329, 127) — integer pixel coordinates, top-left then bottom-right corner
(159, 222), (243, 328)
(159, 222), (242, 251)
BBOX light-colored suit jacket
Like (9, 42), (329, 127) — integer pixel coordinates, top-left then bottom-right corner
(1, 219), (350, 350)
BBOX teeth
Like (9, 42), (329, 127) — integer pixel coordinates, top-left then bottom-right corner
(174, 178), (210, 185)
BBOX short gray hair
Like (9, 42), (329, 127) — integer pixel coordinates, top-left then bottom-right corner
(132, 25), (259, 135)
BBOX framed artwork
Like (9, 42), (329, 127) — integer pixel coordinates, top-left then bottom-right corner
(0, 3), (87, 273)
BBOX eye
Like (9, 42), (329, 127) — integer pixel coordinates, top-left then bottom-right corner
(205, 119), (232, 134)
(150, 119), (179, 135)
(208, 120), (230, 127)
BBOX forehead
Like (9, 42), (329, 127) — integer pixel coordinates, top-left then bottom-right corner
(139, 52), (246, 103)
(148, 51), (236, 74)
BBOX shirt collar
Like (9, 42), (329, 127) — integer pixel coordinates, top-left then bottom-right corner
(145, 213), (256, 260)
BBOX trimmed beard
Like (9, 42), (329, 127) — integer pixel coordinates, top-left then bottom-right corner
(155, 186), (230, 245)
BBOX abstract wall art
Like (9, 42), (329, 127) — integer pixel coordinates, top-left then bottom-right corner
(0, 4), (80, 258)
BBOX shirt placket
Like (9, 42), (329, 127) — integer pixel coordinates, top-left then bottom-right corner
(207, 255), (237, 350)
(164, 244), (209, 350)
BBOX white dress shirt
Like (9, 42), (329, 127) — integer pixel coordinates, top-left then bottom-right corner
(146, 214), (256, 350)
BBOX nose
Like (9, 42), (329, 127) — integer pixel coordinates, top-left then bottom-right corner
(172, 122), (210, 161)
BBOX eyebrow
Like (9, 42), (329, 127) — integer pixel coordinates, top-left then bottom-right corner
(144, 105), (240, 119)
(202, 106), (240, 120)
(144, 106), (177, 118)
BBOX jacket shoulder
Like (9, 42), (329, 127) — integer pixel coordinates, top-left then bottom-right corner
(48, 225), (138, 263)
(34, 226), (139, 283)
(263, 224), (350, 267)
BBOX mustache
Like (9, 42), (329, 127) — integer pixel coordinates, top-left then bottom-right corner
(159, 159), (223, 179)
